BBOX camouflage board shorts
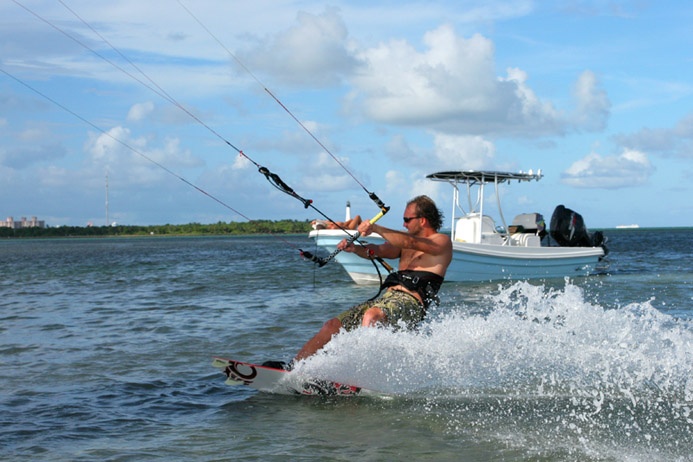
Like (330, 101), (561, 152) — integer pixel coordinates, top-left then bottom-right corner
(336, 289), (425, 331)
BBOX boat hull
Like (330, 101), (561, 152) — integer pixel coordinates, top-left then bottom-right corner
(308, 229), (606, 284)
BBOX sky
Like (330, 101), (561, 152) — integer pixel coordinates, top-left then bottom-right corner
(1, 0), (692, 229)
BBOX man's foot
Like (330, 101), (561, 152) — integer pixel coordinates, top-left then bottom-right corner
(261, 360), (293, 371)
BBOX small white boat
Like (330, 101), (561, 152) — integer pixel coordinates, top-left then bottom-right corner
(309, 170), (609, 284)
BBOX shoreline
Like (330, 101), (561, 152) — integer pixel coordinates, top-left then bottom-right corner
(0, 219), (312, 239)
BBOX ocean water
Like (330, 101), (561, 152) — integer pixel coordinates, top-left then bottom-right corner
(1, 228), (692, 461)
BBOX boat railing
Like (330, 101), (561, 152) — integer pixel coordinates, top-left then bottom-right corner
(430, 170), (546, 246)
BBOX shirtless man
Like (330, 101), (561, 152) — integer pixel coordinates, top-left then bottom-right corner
(294, 195), (452, 361)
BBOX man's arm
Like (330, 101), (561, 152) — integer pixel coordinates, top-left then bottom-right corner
(364, 222), (450, 257)
(338, 239), (400, 259)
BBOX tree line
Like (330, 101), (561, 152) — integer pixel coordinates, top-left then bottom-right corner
(0, 219), (313, 238)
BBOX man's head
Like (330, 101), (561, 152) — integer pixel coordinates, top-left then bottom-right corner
(405, 195), (444, 231)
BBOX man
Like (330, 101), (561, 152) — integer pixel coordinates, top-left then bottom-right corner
(294, 195), (452, 362)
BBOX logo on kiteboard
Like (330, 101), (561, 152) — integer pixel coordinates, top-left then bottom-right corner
(225, 361), (258, 384)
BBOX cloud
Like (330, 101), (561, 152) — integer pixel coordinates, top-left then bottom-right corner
(84, 125), (203, 186)
(127, 101), (155, 122)
(384, 132), (494, 171)
(239, 7), (358, 86)
(0, 20), (85, 65)
(232, 153), (251, 170)
(349, 24), (609, 138)
(383, 169), (443, 210)
(614, 112), (693, 159)
(351, 27), (503, 130)
(571, 70), (610, 131)
(0, 143), (66, 169)
(431, 133), (495, 170)
(384, 169), (406, 194)
(297, 150), (369, 193)
(0, 122), (67, 169)
(251, 120), (336, 159)
(561, 148), (655, 188)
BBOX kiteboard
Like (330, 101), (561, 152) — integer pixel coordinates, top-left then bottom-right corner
(212, 357), (370, 396)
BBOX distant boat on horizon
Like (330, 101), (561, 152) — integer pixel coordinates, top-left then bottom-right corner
(616, 224), (640, 229)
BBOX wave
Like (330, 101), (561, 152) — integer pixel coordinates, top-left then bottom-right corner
(297, 280), (693, 459)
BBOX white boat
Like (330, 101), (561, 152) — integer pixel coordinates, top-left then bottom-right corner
(309, 170), (609, 284)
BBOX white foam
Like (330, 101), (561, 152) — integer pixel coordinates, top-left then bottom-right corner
(297, 280), (693, 402)
(293, 280), (693, 458)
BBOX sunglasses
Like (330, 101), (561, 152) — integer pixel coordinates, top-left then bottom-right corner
(402, 216), (421, 223)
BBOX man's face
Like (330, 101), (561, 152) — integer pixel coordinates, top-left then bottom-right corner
(402, 204), (422, 235)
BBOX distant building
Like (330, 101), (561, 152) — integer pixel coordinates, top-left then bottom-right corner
(1, 216), (46, 229)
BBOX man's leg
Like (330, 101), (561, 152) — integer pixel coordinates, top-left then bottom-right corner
(361, 307), (386, 326)
(294, 317), (343, 361)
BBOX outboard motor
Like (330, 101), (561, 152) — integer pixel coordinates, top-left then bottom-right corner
(550, 205), (594, 247)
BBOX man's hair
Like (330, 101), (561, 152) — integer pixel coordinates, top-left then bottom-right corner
(408, 195), (444, 231)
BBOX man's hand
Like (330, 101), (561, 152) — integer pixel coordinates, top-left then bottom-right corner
(357, 220), (374, 236)
(337, 238), (356, 252)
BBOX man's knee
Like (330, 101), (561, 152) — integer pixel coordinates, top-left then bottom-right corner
(322, 317), (343, 334)
(361, 307), (386, 326)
